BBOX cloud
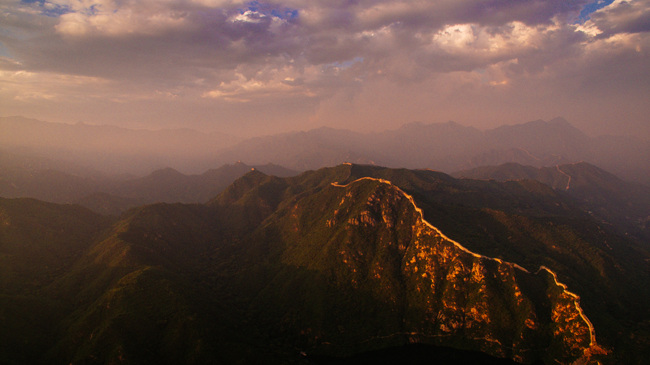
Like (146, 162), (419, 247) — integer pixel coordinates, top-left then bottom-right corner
(201, 62), (319, 102)
(0, 0), (648, 137)
(0, 68), (110, 101)
(587, 0), (650, 36)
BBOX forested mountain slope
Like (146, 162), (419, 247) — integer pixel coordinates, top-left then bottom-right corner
(1, 164), (648, 364)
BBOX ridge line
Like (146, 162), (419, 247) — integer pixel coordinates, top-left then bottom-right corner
(332, 177), (530, 273)
(538, 266), (596, 346)
(331, 176), (596, 348)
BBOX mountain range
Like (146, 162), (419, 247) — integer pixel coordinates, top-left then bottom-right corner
(0, 156), (297, 215)
(212, 118), (650, 185)
(2, 164), (648, 364)
(2, 116), (649, 184)
(453, 162), (650, 242)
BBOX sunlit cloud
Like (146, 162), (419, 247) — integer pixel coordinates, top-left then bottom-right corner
(0, 0), (648, 137)
(0, 68), (111, 101)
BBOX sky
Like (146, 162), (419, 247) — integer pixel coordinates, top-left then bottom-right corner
(1, 0), (649, 138)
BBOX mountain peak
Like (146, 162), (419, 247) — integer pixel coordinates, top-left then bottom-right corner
(148, 167), (183, 177)
(510, 118), (577, 132)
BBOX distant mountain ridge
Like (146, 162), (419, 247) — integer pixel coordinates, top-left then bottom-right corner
(0, 155), (298, 215)
(3, 116), (649, 184)
(214, 117), (650, 184)
(452, 162), (650, 241)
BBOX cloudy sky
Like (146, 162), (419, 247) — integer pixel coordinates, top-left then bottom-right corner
(1, 0), (649, 138)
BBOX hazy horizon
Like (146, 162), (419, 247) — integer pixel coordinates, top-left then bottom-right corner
(0, 114), (619, 139)
(1, 1), (649, 139)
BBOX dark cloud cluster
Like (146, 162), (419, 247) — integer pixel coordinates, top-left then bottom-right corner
(0, 0), (648, 137)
